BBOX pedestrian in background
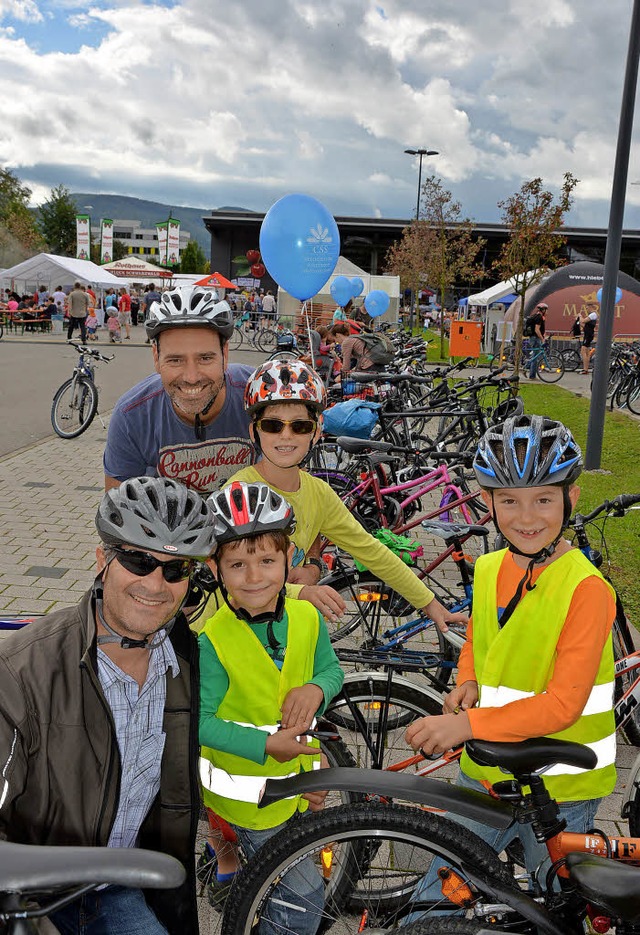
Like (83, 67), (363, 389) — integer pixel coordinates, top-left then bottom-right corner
(118, 287), (132, 340)
(65, 282), (89, 343)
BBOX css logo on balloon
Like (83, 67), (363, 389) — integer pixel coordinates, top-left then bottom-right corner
(307, 224), (334, 244)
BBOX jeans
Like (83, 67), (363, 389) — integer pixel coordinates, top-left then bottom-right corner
(528, 335), (543, 378)
(404, 770), (601, 923)
(49, 886), (168, 935)
(231, 819), (324, 935)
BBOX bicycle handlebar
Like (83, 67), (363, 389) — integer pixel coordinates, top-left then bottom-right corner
(570, 493), (640, 527)
(68, 342), (114, 363)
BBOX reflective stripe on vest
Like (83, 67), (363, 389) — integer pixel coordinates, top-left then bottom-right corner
(200, 599), (322, 830)
(460, 548), (616, 801)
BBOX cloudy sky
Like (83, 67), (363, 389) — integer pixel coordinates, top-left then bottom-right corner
(2, 0), (640, 228)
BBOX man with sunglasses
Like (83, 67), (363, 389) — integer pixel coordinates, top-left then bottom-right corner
(103, 285), (254, 496)
(0, 477), (217, 935)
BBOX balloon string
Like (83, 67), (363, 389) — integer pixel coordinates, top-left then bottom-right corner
(303, 300), (314, 366)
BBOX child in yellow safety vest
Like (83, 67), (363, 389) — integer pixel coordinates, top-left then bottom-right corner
(198, 480), (344, 933)
(405, 414), (617, 902)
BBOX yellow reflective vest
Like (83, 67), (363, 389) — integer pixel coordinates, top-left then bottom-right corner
(460, 548), (616, 801)
(199, 599), (321, 830)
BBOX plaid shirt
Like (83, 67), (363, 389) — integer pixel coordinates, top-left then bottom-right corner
(97, 636), (179, 848)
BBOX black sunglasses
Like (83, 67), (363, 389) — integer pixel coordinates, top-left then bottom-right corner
(110, 547), (195, 583)
(256, 417), (316, 435)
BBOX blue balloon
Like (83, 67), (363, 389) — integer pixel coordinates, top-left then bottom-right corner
(259, 194), (340, 301)
(596, 286), (623, 304)
(350, 277), (364, 298)
(364, 289), (390, 318)
(330, 275), (354, 307)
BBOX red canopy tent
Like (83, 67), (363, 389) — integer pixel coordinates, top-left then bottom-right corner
(195, 272), (236, 289)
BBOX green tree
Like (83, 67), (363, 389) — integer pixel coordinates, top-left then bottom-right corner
(112, 239), (128, 261)
(0, 168), (43, 265)
(384, 220), (435, 329)
(179, 239), (208, 274)
(37, 184), (78, 256)
(494, 173), (578, 370)
(419, 175), (485, 357)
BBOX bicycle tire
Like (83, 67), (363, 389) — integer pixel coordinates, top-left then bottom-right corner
(0, 320), (4, 340)
(489, 349), (514, 373)
(612, 598), (640, 746)
(625, 376), (640, 415)
(257, 329), (277, 353)
(221, 803), (519, 935)
(51, 376), (98, 438)
(229, 327), (243, 351)
(403, 920), (507, 934)
(325, 677), (445, 769)
(536, 352), (564, 383)
(559, 347), (582, 372)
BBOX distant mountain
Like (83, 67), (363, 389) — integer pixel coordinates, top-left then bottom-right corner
(71, 193), (243, 256)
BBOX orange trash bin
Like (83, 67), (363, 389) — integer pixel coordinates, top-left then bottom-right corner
(448, 320), (483, 358)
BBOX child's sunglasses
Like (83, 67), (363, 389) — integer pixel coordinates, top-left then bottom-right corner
(255, 418), (316, 435)
(109, 547), (195, 583)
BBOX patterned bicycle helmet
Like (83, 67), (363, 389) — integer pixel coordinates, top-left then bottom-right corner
(473, 414), (582, 489)
(207, 481), (296, 545)
(244, 359), (327, 414)
(96, 477), (217, 558)
(145, 286), (234, 341)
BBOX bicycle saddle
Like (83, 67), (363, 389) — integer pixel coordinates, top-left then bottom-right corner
(567, 852), (640, 920)
(421, 520), (489, 542)
(0, 841), (185, 892)
(347, 371), (388, 383)
(336, 436), (394, 454)
(466, 737), (597, 776)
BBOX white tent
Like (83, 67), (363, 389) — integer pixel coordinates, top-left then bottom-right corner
(102, 258), (172, 280)
(0, 253), (126, 291)
(466, 270), (544, 307)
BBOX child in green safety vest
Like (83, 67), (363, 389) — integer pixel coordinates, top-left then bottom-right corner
(405, 414), (617, 907)
(198, 480), (344, 933)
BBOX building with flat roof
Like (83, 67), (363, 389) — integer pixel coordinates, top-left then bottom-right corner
(202, 209), (640, 298)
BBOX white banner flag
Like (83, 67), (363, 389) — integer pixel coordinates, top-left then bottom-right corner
(156, 221), (168, 265)
(100, 218), (114, 264)
(76, 215), (90, 260)
(167, 218), (180, 266)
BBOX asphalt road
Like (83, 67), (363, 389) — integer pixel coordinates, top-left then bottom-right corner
(0, 337), (263, 458)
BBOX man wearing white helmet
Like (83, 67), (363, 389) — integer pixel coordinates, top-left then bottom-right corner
(104, 286), (254, 495)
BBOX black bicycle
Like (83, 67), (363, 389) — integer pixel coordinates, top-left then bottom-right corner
(50, 342), (113, 439)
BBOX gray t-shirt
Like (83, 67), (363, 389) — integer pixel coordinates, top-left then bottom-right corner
(103, 364), (254, 494)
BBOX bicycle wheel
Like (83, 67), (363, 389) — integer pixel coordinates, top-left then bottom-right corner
(325, 677), (445, 770)
(403, 920), (506, 934)
(222, 803), (519, 935)
(489, 348), (514, 372)
(229, 327), (243, 351)
(536, 352), (564, 383)
(559, 347), (582, 372)
(625, 375), (640, 415)
(612, 598), (640, 746)
(257, 329), (277, 353)
(51, 376), (98, 438)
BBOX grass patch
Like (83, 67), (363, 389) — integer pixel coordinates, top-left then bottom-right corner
(518, 382), (640, 625)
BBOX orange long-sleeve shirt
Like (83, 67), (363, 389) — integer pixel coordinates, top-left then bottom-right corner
(457, 550), (616, 742)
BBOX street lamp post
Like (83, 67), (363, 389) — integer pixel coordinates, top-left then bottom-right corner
(404, 148), (438, 330)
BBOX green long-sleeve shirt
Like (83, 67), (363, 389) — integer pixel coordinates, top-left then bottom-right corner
(199, 606), (344, 765)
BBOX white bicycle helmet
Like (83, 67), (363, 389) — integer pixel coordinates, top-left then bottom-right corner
(244, 358), (327, 414)
(96, 477), (217, 558)
(207, 481), (296, 546)
(145, 286), (234, 341)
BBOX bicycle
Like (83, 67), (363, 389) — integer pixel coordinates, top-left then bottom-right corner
(228, 316), (277, 353)
(0, 840), (183, 934)
(224, 736), (640, 934)
(50, 342), (113, 439)
(490, 338), (564, 382)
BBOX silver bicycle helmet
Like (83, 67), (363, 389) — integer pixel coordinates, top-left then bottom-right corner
(207, 481), (296, 546)
(145, 286), (234, 341)
(473, 415), (582, 489)
(96, 477), (217, 558)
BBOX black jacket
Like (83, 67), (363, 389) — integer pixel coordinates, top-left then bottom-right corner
(0, 590), (200, 933)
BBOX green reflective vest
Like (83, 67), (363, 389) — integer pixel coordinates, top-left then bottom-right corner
(460, 548), (616, 801)
(200, 599), (321, 830)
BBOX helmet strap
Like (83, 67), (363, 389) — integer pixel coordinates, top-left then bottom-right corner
(92, 566), (181, 649)
(194, 374), (226, 441)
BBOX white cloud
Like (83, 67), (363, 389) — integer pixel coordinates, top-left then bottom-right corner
(0, 0), (636, 229)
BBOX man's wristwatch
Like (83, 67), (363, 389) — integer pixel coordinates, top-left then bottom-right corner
(304, 557), (325, 575)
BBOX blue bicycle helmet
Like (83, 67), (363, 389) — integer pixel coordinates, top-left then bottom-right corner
(473, 415), (582, 489)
